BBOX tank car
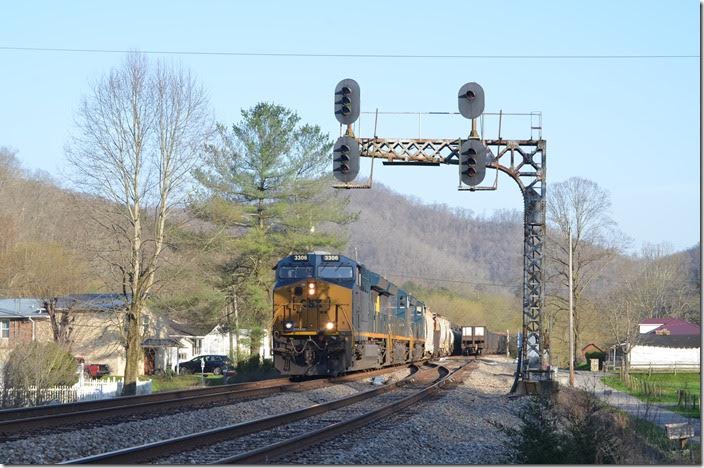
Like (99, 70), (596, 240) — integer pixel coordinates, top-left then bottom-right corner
(271, 252), (454, 377)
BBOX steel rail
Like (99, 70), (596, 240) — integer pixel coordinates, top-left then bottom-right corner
(0, 361), (417, 433)
(2, 363), (422, 438)
(0, 377), (292, 422)
(62, 365), (425, 464)
(212, 361), (473, 464)
(0, 383), (297, 436)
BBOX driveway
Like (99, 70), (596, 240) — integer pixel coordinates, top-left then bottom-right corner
(555, 369), (701, 441)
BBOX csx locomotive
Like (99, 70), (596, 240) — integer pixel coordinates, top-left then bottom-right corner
(271, 252), (457, 377)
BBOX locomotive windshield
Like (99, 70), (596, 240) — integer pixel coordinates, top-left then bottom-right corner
(277, 266), (314, 279)
(317, 266), (353, 279)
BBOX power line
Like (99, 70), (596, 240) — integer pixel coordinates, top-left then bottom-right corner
(0, 46), (698, 60)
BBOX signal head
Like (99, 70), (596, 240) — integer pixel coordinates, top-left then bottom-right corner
(459, 139), (487, 186)
(334, 79), (360, 125)
(333, 135), (360, 183)
(458, 82), (485, 120)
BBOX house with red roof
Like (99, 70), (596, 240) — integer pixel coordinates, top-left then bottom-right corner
(638, 317), (701, 336)
(627, 317), (701, 371)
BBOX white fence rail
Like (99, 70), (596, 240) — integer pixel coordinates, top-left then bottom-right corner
(0, 377), (152, 408)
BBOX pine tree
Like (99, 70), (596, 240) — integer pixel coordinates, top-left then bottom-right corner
(194, 103), (356, 353)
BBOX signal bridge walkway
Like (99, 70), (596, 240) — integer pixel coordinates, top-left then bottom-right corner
(555, 369), (700, 442)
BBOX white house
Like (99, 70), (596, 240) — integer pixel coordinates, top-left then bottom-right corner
(627, 318), (701, 371)
(142, 320), (272, 373)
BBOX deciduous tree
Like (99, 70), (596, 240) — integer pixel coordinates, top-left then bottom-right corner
(66, 52), (212, 394)
(545, 177), (629, 366)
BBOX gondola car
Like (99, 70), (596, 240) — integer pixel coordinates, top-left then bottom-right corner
(271, 252), (455, 377)
(460, 325), (508, 355)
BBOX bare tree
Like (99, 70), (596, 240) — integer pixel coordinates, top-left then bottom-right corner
(545, 177), (629, 366)
(630, 243), (695, 319)
(604, 288), (642, 379)
(66, 52), (212, 395)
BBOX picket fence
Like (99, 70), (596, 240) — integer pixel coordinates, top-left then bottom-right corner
(0, 377), (152, 408)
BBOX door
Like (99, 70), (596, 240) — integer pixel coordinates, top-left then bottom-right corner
(144, 348), (156, 375)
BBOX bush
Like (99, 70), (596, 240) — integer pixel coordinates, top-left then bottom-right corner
(507, 391), (622, 463)
(228, 357), (279, 383)
(1, 342), (77, 407)
(509, 396), (565, 463)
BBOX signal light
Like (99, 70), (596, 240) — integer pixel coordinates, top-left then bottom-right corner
(459, 139), (487, 186)
(458, 82), (485, 120)
(325, 321), (335, 331)
(333, 136), (360, 183)
(334, 79), (360, 125)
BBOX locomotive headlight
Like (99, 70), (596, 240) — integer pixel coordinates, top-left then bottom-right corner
(284, 321), (294, 330)
(325, 321), (334, 331)
(308, 282), (316, 296)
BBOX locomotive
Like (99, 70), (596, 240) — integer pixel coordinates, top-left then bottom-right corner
(271, 252), (457, 377)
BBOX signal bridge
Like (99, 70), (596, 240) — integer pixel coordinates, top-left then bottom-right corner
(332, 79), (552, 393)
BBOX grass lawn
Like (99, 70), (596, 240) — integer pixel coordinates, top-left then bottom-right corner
(147, 374), (225, 393)
(602, 373), (700, 419)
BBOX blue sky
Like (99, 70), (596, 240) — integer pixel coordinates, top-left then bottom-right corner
(0, 0), (700, 252)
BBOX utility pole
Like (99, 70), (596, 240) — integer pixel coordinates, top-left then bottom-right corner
(568, 225), (575, 387)
(227, 301), (234, 361)
(233, 292), (240, 363)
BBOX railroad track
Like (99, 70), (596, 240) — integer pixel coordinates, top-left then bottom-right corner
(0, 364), (413, 438)
(63, 359), (474, 464)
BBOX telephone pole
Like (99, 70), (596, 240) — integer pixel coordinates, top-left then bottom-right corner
(568, 226), (575, 387)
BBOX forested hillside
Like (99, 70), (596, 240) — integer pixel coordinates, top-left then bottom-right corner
(339, 183), (524, 296)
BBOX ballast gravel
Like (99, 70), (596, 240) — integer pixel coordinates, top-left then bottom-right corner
(0, 367), (411, 465)
(278, 357), (528, 464)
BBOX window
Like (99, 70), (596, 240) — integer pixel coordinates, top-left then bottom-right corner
(317, 266), (353, 279)
(278, 266), (314, 279)
(0, 320), (8, 338)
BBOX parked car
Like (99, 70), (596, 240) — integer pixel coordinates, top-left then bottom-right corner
(177, 355), (233, 375)
(75, 357), (111, 379)
(84, 363), (111, 379)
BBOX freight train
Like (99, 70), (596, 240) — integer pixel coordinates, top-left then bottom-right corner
(460, 326), (508, 356)
(271, 252), (459, 377)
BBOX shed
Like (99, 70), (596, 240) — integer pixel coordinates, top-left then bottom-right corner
(580, 343), (604, 360)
